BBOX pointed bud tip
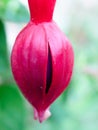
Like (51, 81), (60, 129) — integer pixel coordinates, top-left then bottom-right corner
(33, 107), (51, 123)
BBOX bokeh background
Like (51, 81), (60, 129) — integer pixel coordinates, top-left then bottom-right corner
(0, 0), (98, 130)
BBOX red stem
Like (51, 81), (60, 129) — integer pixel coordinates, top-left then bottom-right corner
(28, 0), (56, 23)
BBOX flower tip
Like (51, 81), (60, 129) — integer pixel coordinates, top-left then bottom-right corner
(33, 107), (51, 123)
(33, 107), (38, 120)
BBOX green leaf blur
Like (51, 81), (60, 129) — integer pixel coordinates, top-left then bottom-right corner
(0, 0), (98, 130)
(0, 0), (29, 22)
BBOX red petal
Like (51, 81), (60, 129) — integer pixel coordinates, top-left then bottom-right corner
(11, 22), (48, 111)
(42, 22), (74, 109)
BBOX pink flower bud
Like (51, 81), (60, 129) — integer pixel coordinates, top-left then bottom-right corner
(11, 0), (74, 123)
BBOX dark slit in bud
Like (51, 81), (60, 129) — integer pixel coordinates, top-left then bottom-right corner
(46, 44), (52, 94)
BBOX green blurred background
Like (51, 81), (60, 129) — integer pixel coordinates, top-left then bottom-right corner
(0, 0), (98, 130)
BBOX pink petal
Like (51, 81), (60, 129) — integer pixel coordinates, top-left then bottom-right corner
(33, 107), (51, 123)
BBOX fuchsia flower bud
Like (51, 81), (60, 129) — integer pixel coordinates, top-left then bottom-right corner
(11, 0), (74, 123)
